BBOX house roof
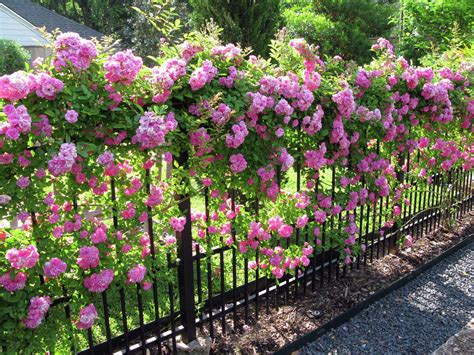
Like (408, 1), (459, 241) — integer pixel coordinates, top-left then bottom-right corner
(0, 3), (49, 46)
(0, 0), (103, 39)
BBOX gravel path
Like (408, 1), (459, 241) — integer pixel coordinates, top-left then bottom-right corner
(301, 240), (474, 355)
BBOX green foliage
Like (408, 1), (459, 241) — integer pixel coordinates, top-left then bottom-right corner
(33, 0), (134, 35)
(396, 0), (474, 64)
(282, 2), (340, 58)
(281, 0), (393, 64)
(32, 0), (191, 63)
(420, 31), (474, 72)
(129, 0), (187, 64)
(0, 40), (30, 75)
(189, 0), (281, 56)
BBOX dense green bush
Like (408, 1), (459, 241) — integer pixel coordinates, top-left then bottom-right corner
(0, 40), (30, 75)
(397, 0), (474, 64)
(189, 0), (281, 56)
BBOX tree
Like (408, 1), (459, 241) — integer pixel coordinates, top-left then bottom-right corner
(32, 0), (191, 63)
(123, 0), (191, 63)
(0, 40), (31, 75)
(32, 0), (134, 35)
(281, 0), (393, 64)
(189, 0), (281, 56)
(396, 0), (474, 64)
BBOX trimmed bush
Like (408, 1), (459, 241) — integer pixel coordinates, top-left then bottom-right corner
(0, 39), (30, 75)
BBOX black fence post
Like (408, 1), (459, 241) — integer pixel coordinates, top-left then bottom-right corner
(175, 150), (197, 344)
(391, 154), (406, 253)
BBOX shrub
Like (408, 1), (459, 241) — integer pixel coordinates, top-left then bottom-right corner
(396, 0), (474, 64)
(0, 39), (30, 75)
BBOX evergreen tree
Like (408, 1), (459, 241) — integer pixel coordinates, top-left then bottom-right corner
(189, 0), (281, 56)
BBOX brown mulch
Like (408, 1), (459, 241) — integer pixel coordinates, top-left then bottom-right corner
(202, 212), (474, 354)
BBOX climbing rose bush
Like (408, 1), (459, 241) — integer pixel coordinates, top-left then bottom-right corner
(0, 30), (472, 352)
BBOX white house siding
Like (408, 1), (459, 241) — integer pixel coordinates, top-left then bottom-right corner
(0, 4), (48, 47)
(25, 45), (52, 60)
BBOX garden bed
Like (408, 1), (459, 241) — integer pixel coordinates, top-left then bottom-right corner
(206, 212), (474, 354)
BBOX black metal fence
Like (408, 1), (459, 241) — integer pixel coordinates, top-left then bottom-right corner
(3, 155), (471, 354)
(73, 164), (473, 355)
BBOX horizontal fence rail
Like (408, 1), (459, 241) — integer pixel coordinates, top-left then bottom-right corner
(36, 166), (472, 355)
(0, 145), (472, 355)
(0, 120), (472, 355)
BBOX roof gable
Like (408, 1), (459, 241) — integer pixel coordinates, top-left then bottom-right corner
(0, 4), (48, 46)
(0, 0), (103, 39)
